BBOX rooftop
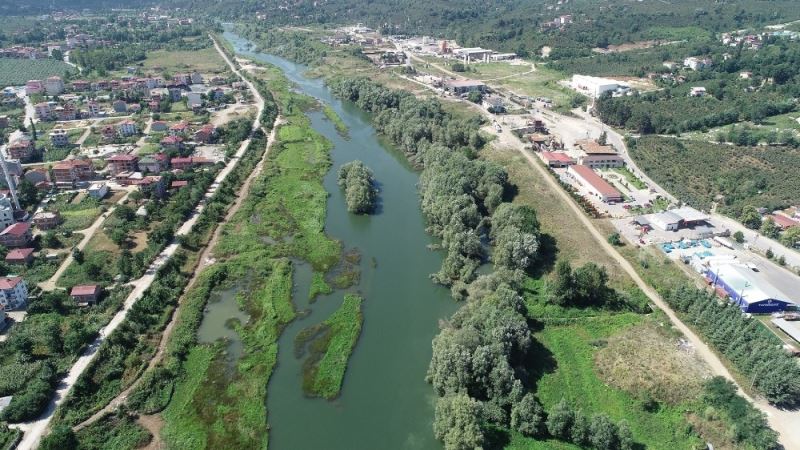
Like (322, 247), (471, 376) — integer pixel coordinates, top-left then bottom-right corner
(5, 248), (34, 260)
(709, 264), (793, 305)
(0, 277), (22, 290)
(0, 222), (30, 237)
(570, 165), (622, 198)
(575, 139), (616, 155)
(71, 284), (100, 296)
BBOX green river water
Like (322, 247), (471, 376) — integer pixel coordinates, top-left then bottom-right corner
(221, 30), (456, 449)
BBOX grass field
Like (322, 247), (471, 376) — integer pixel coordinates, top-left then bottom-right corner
(532, 314), (705, 449)
(0, 58), (75, 86)
(142, 47), (228, 74)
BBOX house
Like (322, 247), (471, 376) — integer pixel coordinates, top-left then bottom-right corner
(186, 92), (203, 109)
(49, 128), (70, 147)
(769, 214), (800, 230)
(683, 57), (712, 70)
(482, 96), (505, 113)
(86, 101), (101, 117)
(169, 121), (189, 136)
(139, 154), (167, 173)
(45, 76), (65, 95)
(24, 169), (49, 185)
(135, 175), (166, 198)
(0, 222), (32, 248)
(705, 264), (794, 313)
(574, 139), (624, 169)
(170, 157), (194, 170)
(150, 121), (168, 132)
(193, 124), (216, 143)
(117, 120), (138, 137)
(87, 182), (109, 199)
(190, 72), (203, 84)
(105, 154), (139, 175)
(25, 80), (44, 95)
(112, 99), (128, 113)
(689, 87), (707, 97)
(566, 165), (623, 203)
(51, 159), (94, 187)
(54, 104), (78, 121)
(5, 248), (34, 265)
(0, 277), (28, 310)
(33, 211), (61, 230)
(101, 125), (118, 142)
(168, 87), (183, 102)
(444, 79), (487, 95)
(7, 139), (35, 161)
(540, 151), (575, 168)
(70, 284), (102, 304)
(128, 104), (141, 113)
(160, 135), (184, 150)
(172, 73), (191, 85)
(35, 102), (53, 120)
(148, 100), (162, 112)
(170, 180), (188, 190)
(71, 80), (91, 91)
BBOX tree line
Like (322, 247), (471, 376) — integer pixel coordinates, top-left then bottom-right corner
(665, 285), (800, 407)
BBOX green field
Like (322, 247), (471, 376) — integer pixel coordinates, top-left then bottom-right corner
(142, 47), (228, 74)
(297, 293), (363, 399)
(0, 58), (76, 86)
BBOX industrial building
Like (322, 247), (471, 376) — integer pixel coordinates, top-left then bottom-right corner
(570, 75), (629, 98)
(566, 164), (623, 203)
(444, 79), (487, 95)
(636, 207), (711, 232)
(705, 264), (795, 313)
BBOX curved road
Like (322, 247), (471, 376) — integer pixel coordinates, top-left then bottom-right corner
(12, 34), (266, 450)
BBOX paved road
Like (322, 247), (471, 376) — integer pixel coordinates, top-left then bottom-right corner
(489, 125), (800, 449)
(12, 35), (267, 450)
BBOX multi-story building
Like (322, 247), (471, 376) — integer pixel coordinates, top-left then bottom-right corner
(0, 222), (32, 248)
(117, 120), (138, 137)
(7, 139), (34, 161)
(51, 159), (94, 186)
(45, 76), (65, 95)
(25, 80), (44, 95)
(35, 102), (53, 120)
(0, 276), (28, 310)
(50, 128), (69, 147)
(33, 211), (61, 230)
(0, 194), (15, 230)
(106, 154), (139, 175)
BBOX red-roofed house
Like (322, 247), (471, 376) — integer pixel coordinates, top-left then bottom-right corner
(160, 135), (184, 150)
(7, 139), (34, 161)
(5, 248), (34, 265)
(0, 276), (28, 309)
(52, 159), (94, 186)
(170, 180), (188, 190)
(70, 284), (101, 304)
(170, 157), (193, 170)
(193, 124), (216, 143)
(169, 121), (189, 136)
(567, 165), (623, 203)
(770, 214), (800, 230)
(540, 151), (575, 168)
(0, 222), (32, 248)
(33, 211), (61, 230)
(106, 154), (139, 175)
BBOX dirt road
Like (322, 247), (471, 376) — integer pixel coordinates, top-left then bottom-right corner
(72, 116), (283, 432)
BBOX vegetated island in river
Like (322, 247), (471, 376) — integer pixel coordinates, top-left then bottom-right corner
(323, 104), (349, 136)
(338, 160), (378, 214)
(295, 293), (364, 399)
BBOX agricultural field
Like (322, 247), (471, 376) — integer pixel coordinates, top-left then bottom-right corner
(0, 58), (76, 86)
(627, 135), (800, 217)
(141, 46), (228, 74)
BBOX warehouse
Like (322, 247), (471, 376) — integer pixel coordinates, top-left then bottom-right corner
(705, 264), (795, 313)
(444, 79), (487, 95)
(570, 75), (629, 98)
(567, 164), (623, 203)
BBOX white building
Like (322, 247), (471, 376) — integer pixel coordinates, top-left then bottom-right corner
(45, 76), (65, 95)
(116, 120), (138, 137)
(0, 194), (14, 230)
(87, 182), (109, 199)
(689, 87), (707, 97)
(684, 57), (712, 70)
(0, 276), (28, 310)
(570, 75), (628, 98)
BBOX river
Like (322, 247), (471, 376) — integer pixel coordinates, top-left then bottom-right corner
(222, 30), (456, 450)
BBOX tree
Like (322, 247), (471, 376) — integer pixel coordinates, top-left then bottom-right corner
(760, 217), (780, 239)
(433, 394), (485, 450)
(589, 414), (620, 450)
(72, 248), (84, 264)
(338, 161), (377, 214)
(546, 398), (574, 439)
(598, 131), (608, 145)
(17, 179), (39, 209)
(781, 226), (800, 248)
(607, 232), (622, 246)
(765, 248), (774, 259)
(467, 91), (483, 104)
(39, 425), (77, 450)
(118, 249), (133, 279)
(550, 260), (574, 306)
(618, 420), (635, 450)
(42, 232), (59, 249)
(510, 393), (545, 437)
(740, 206), (762, 230)
(733, 230), (745, 243)
(570, 410), (591, 446)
